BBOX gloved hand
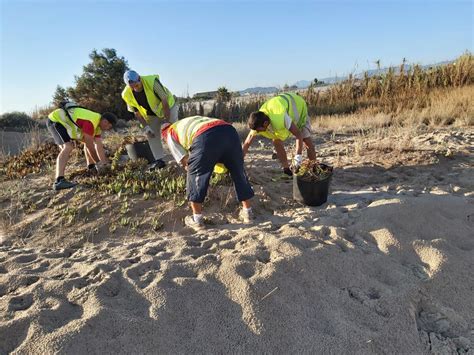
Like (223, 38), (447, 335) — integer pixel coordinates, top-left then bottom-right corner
(144, 125), (155, 138)
(293, 154), (303, 168)
(95, 161), (110, 175)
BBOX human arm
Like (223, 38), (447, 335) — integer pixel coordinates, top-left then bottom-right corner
(166, 133), (188, 170)
(180, 155), (189, 170)
(82, 133), (101, 163)
(288, 122), (304, 168)
(242, 131), (256, 158)
(94, 137), (109, 164)
(288, 122), (303, 156)
(154, 78), (171, 120)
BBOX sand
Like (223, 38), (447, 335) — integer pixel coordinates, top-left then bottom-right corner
(0, 127), (473, 353)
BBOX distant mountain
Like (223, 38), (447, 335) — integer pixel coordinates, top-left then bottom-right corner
(235, 59), (455, 95)
(294, 76), (342, 88)
(239, 86), (279, 95)
(293, 60), (454, 89)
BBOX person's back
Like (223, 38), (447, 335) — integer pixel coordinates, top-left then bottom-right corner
(242, 93), (316, 176)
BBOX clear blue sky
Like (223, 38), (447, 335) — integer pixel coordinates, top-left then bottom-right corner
(0, 0), (472, 114)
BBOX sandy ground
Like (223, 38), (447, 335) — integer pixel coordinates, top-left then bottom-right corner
(0, 127), (473, 353)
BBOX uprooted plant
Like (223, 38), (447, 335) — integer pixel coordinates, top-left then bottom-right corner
(295, 160), (333, 182)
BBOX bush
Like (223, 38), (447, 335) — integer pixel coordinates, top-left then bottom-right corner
(0, 112), (45, 132)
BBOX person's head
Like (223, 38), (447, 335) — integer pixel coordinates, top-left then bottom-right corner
(248, 111), (270, 132)
(99, 112), (117, 130)
(123, 70), (143, 92)
(161, 122), (172, 140)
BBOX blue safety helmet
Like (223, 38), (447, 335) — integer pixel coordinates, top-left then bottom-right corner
(123, 70), (140, 85)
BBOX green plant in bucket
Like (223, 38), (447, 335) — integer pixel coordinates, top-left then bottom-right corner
(295, 159), (333, 182)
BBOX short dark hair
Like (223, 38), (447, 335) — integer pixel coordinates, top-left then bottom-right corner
(248, 111), (269, 130)
(101, 112), (117, 126)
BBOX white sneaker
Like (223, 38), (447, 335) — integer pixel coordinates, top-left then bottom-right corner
(239, 209), (255, 224)
(184, 215), (205, 231)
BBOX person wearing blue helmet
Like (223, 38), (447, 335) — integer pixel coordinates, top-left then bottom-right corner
(121, 70), (178, 170)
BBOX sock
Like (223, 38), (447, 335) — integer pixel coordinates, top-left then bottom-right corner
(56, 176), (65, 183)
(193, 214), (203, 223)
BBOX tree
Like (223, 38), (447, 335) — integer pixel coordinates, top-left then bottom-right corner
(52, 85), (69, 106)
(67, 48), (130, 118)
(216, 86), (231, 103)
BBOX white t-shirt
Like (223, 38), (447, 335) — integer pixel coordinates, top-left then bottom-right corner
(166, 134), (187, 163)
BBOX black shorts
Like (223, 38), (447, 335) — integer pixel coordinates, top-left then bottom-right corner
(186, 125), (254, 203)
(47, 119), (71, 145)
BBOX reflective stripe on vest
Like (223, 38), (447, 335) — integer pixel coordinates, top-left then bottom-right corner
(173, 116), (219, 150)
(48, 108), (101, 140)
(278, 93), (302, 128)
(121, 74), (175, 122)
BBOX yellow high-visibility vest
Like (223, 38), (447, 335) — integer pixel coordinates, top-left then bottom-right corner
(256, 92), (308, 141)
(121, 74), (175, 122)
(171, 116), (220, 150)
(48, 107), (101, 140)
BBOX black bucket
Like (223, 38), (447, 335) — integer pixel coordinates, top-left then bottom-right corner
(293, 169), (332, 207)
(125, 141), (155, 163)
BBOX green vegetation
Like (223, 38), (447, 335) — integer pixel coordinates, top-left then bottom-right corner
(0, 112), (45, 132)
(33, 48), (131, 120)
(295, 160), (333, 182)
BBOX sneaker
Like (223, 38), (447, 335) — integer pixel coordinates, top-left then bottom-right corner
(53, 179), (77, 191)
(148, 159), (166, 171)
(283, 167), (293, 176)
(184, 215), (205, 231)
(271, 151), (278, 159)
(239, 209), (255, 224)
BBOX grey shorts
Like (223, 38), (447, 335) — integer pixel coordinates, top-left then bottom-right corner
(47, 119), (71, 145)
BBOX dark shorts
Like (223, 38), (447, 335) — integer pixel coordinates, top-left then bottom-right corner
(187, 124), (254, 203)
(47, 119), (71, 145)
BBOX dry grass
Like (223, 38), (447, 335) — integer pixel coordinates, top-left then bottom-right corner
(312, 85), (474, 134)
(177, 53), (473, 131)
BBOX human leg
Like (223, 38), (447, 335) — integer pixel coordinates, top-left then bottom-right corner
(147, 116), (165, 161)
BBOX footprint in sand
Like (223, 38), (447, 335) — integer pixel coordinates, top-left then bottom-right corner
(125, 259), (161, 289)
(43, 248), (75, 259)
(235, 262), (257, 279)
(255, 249), (271, 264)
(160, 263), (198, 286)
(344, 287), (390, 318)
(37, 298), (83, 333)
(0, 317), (31, 354)
(8, 293), (34, 311)
(12, 254), (37, 264)
(282, 236), (319, 250)
(180, 246), (214, 260)
(200, 233), (234, 250)
(143, 245), (166, 256)
(0, 284), (7, 297)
